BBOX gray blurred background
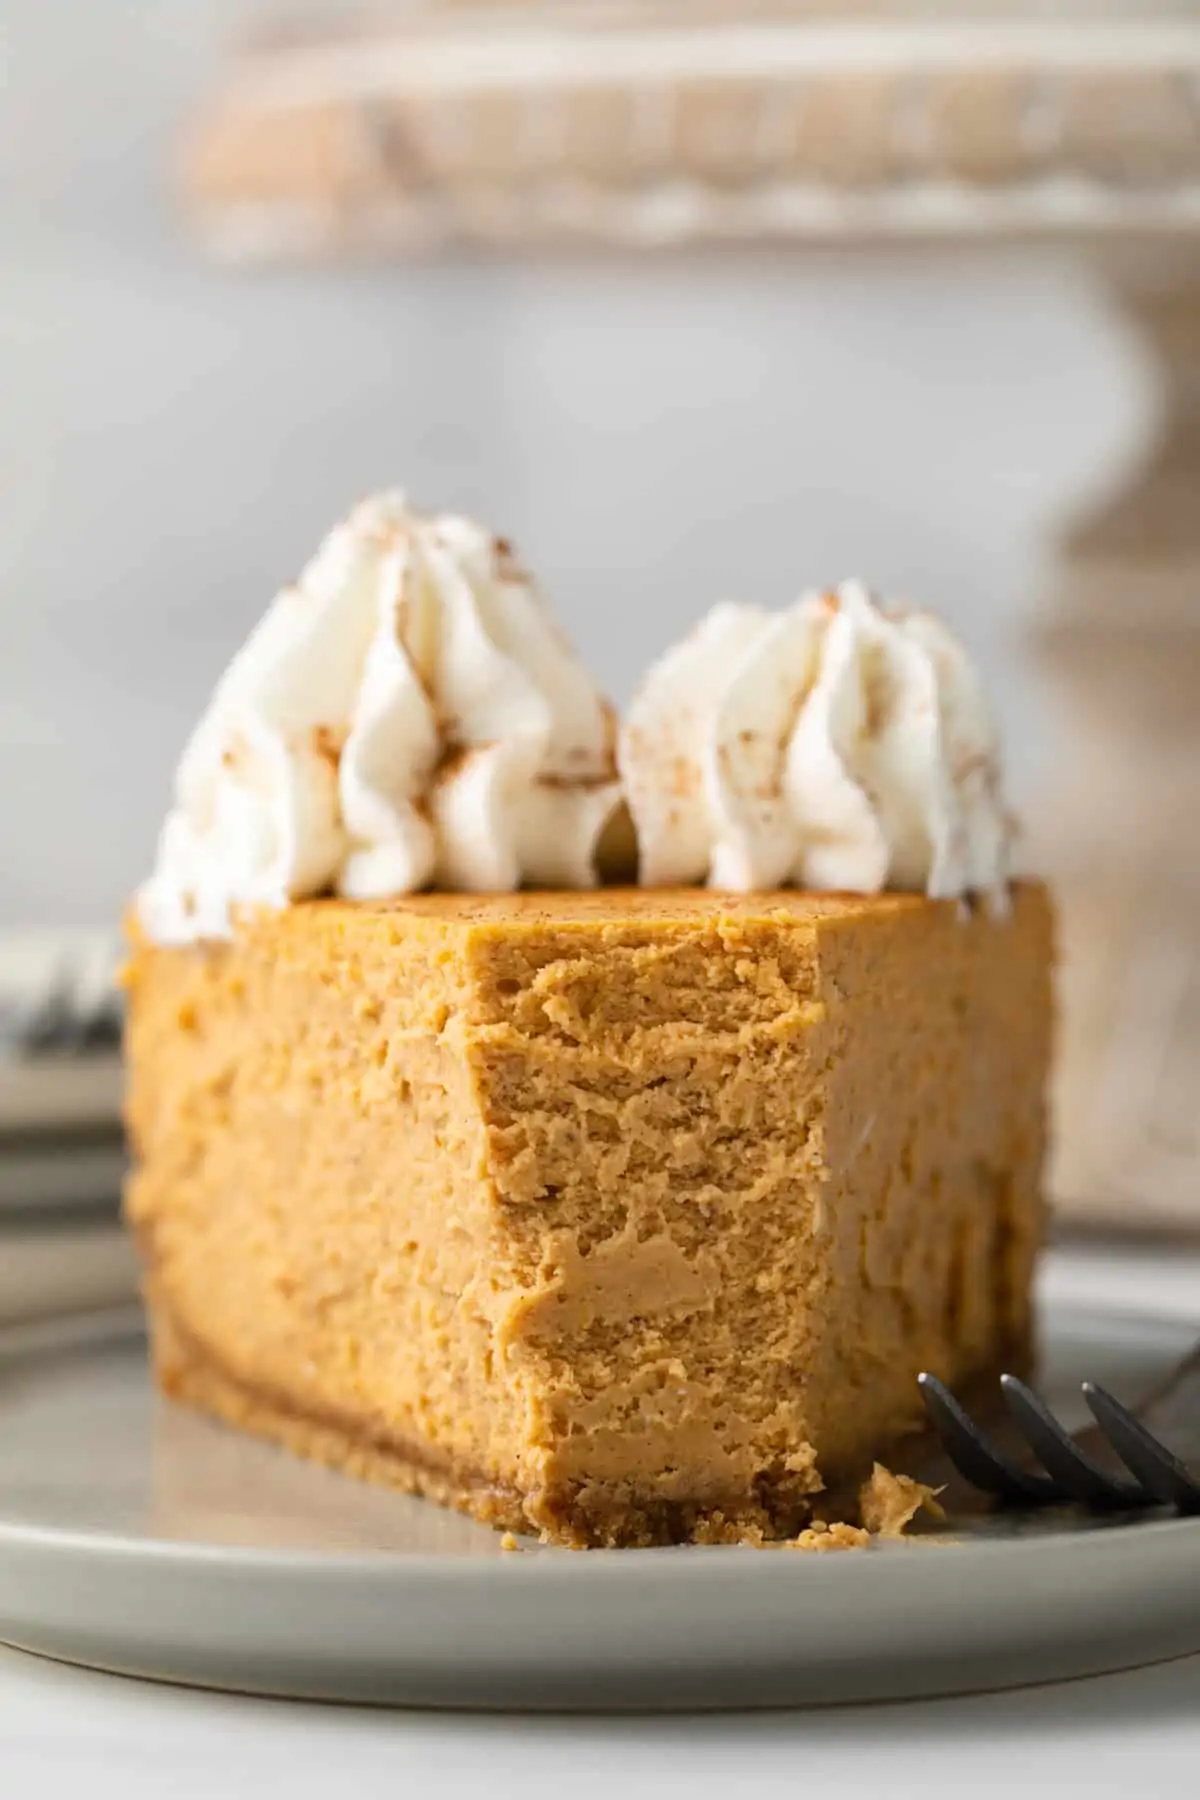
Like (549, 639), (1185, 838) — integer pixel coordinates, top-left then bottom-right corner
(0, 2), (1151, 926)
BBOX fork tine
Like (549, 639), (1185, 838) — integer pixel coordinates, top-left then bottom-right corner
(918, 1373), (1060, 1505)
(999, 1375), (1148, 1509)
(1083, 1383), (1200, 1515)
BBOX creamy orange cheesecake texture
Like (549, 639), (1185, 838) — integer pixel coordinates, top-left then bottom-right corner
(125, 884), (1052, 1547)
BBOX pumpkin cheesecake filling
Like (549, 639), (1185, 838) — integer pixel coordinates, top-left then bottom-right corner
(126, 885), (1050, 1547)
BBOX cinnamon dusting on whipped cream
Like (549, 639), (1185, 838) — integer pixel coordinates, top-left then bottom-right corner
(618, 583), (1011, 901)
(139, 493), (621, 944)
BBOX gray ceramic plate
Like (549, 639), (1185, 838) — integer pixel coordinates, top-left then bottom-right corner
(0, 1299), (1198, 1710)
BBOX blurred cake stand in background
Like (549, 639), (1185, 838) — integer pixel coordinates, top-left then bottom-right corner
(0, 932), (137, 1324)
(185, 0), (1200, 1233)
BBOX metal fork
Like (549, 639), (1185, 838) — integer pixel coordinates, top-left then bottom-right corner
(918, 1345), (1200, 1515)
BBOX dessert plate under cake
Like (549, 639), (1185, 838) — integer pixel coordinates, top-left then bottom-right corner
(1, 1271), (1198, 1711)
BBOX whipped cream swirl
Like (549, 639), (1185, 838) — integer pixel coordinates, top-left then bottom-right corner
(139, 493), (620, 943)
(619, 583), (1010, 899)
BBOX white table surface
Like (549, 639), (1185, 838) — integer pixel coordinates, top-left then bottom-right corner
(3, 1237), (1199, 1800)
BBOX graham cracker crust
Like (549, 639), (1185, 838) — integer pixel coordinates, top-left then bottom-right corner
(147, 1295), (834, 1547)
(148, 1297), (531, 1535)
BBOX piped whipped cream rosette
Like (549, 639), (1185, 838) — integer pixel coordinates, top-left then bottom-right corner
(618, 582), (1011, 901)
(139, 493), (621, 943)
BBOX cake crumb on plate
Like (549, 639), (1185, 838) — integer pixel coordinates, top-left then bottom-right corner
(858, 1463), (946, 1539)
(787, 1520), (872, 1553)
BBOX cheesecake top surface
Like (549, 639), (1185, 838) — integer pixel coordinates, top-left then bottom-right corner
(128, 884), (1040, 968)
(291, 884), (958, 926)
